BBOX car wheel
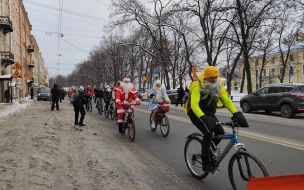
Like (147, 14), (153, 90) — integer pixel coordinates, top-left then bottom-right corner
(241, 102), (251, 113)
(280, 104), (294, 118)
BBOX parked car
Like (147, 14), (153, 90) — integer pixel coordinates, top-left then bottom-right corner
(167, 89), (189, 104)
(37, 87), (51, 101)
(137, 88), (149, 101)
(240, 83), (304, 118)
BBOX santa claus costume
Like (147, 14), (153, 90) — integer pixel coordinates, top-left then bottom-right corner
(115, 76), (141, 133)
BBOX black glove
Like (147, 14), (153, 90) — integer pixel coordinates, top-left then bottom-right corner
(149, 93), (155, 99)
(232, 112), (249, 127)
(200, 115), (218, 132)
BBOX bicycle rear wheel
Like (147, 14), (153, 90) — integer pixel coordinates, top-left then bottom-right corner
(109, 105), (114, 120)
(104, 105), (109, 118)
(149, 112), (157, 131)
(127, 117), (136, 142)
(228, 151), (269, 190)
(160, 115), (170, 137)
(184, 137), (209, 179)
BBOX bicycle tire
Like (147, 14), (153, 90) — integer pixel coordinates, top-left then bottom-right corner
(127, 117), (136, 142)
(149, 112), (157, 131)
(184, 137), (209, 179)
(228, 151), (269, 190)
(109, 105), (114, 120)
(105, 105), (109, 118)
(160, 114), (170, 137)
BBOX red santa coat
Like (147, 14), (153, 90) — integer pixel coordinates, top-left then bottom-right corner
(115, 85), (140, 123)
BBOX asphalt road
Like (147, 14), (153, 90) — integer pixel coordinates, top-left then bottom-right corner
(90, 102), (304, 190)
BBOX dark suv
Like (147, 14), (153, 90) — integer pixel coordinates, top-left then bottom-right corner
(240, 83), (304, 118)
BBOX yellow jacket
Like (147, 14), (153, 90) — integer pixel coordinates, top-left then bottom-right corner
(189, 73), (237, 117)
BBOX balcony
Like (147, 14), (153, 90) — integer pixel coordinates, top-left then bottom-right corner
(28, 63), (35, 68)
(1, 51), (15, 67)
(27, 46), (34, 53)
(0, 16), (13, 34)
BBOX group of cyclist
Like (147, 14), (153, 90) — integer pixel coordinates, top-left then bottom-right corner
(69, 66), (249, 173)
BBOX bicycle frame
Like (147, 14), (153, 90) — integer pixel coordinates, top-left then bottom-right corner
(212, 129), (245, 166)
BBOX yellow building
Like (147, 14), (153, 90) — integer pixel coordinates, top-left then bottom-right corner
(242, 45), (304, 92)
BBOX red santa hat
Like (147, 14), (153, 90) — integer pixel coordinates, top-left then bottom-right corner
(123, 76), (130, 82)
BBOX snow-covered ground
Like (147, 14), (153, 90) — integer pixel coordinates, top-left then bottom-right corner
(0, 97), (34, 119)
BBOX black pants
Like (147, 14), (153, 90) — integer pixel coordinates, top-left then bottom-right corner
(189, 114), (224, 160)
(74, 104), (85, 124)
(104, 100), (110, 111)
(51, 99), (59, 110)
(176, 97), (183, 106)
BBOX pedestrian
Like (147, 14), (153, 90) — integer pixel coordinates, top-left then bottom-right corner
(51, 84), (60, 111)
(4, 90), (9, 103)
(30, 86), (34, 99)
(185, 86), (189, 93)
(72, 86), (90, 126)
(176, 86), (185, 107)
(59, 89), (64, 103)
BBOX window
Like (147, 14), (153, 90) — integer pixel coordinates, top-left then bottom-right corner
(255, 69), (258, 77)
(302, 64), (304, 74)
(290, 54), (294, 61)
(270, 68), (275, 77)
(256, 87), (269, 95)
(271, 57), (275, 64)
(255, 60), (259, 66)
(280, 55), (284, 63)
(289, 65), (294, 75)
(262, 69), (266, 77)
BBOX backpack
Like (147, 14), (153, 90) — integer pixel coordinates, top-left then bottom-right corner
(183, 94), (192, 116)
(71, 91), (79, 103)
(81, 96), (88, 105)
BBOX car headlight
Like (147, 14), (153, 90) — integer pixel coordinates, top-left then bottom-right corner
(38, 94), (41, 96)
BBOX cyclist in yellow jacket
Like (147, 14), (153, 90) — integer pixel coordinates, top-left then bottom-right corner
(188, 66), (249, 172)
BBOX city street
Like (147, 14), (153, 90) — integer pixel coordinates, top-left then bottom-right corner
(0, 98), (303, 189)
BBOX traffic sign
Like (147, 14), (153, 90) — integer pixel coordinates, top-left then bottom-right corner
(192, 72), (198, 79)
(12, 70), (22, 78)
(153, 69), (158, 74)
(24, 73), (29, 79)
(12, 62), (22, 70)
(191, 66), (198, 72)
(142, 76), (147, 81)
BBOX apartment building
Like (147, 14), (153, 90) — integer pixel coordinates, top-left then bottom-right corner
(0, 0), (48, 102)
(241, 42), (304, 93)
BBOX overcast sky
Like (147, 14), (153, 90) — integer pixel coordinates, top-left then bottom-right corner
(23, 0), (112, 77)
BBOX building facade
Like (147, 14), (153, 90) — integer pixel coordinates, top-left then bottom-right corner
(241, 45), (304, 93)
(0, 0), (48, 102)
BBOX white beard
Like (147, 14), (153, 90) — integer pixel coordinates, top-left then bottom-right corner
(154, 87), (162, 100)
(121, 82), (133, 99)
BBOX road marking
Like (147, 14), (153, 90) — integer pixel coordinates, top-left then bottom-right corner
(137, 107), (304, 151)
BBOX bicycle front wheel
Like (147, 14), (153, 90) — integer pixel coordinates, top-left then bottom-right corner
(184, 137), (209, 179)
(160, 115), (170, 137)
(127, 117), (136, 142)
(228, 151), (269, 190)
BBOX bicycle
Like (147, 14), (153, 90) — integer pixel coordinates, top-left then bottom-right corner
(104, 99), (111, 118)
(96, 97), (104, 115)
(149, 101), (170, 137)
(86, 96), (93, 112)
(108, 99), (116, 121)
(120, 103), (136, 142)
(184, 120), (269, 190)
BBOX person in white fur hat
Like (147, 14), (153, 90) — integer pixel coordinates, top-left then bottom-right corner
(115, 76), (141, 133)
(148, 79), (170, 129)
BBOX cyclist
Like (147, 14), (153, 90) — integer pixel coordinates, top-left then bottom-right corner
(94, 87), (104, 108)
(85, 85), (95, 106)
(148, 79), (170, 129)
(104, 85), (112, 112)
(188, 66), (249, 172)
(115, 76), (141, 134)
